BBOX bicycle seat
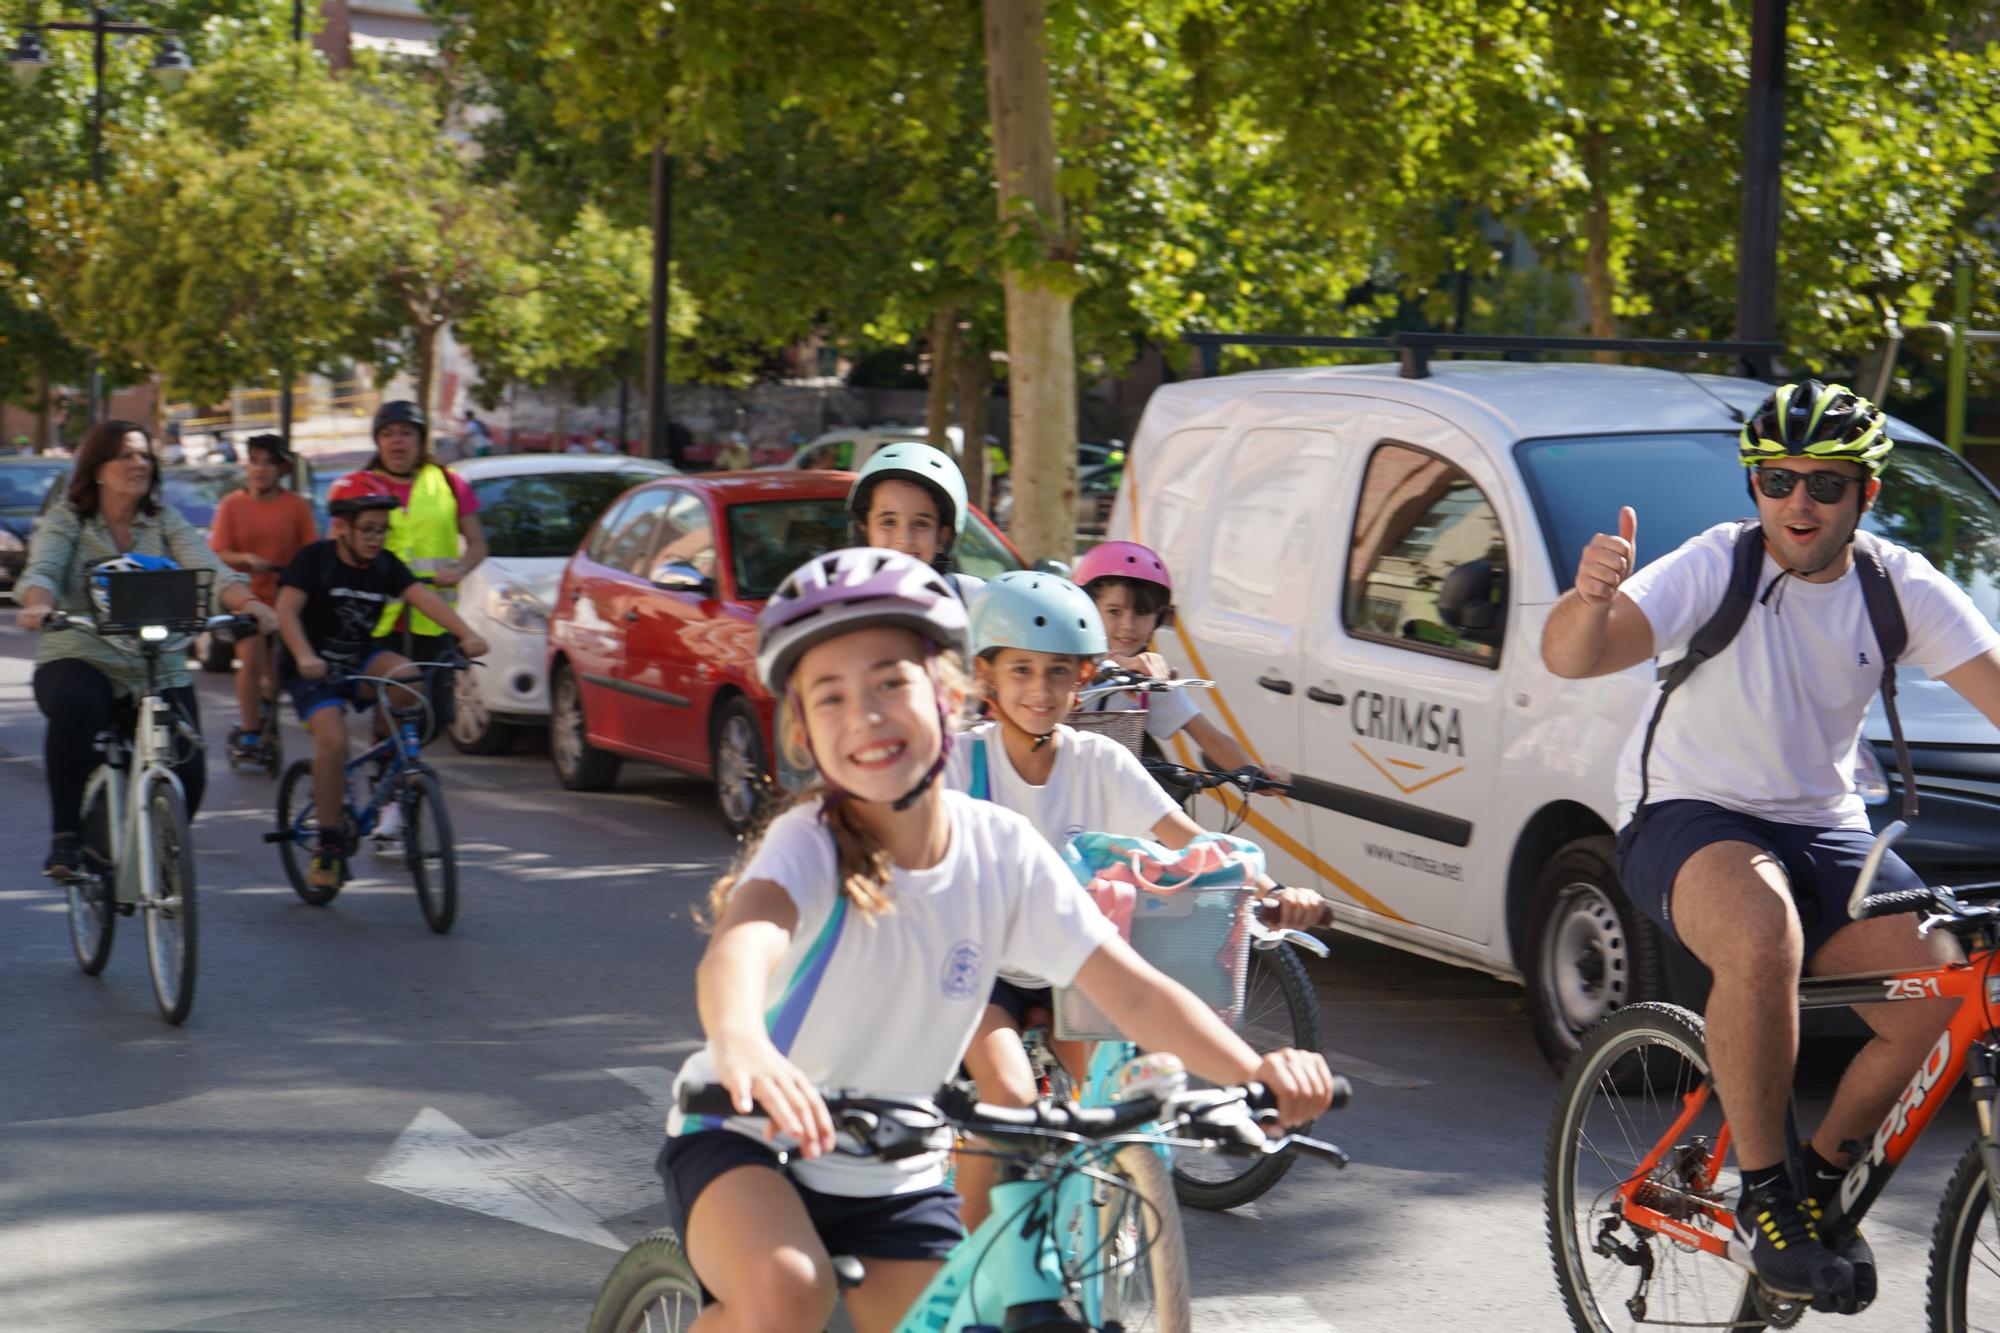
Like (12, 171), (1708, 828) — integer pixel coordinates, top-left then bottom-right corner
(830, 1254), (865, 1291)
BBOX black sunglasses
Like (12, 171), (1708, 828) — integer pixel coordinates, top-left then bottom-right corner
(1755, 467), (1865, 505)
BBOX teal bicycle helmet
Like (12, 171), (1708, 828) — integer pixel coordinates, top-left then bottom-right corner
(970, 571), (1107, 659)
(848, 441), (969, 558)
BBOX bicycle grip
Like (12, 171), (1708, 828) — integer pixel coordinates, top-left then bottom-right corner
(1857, 888), (1938, 919)
(1244, 1076), (1352, 1113)
(677, 1082), (750, 1118)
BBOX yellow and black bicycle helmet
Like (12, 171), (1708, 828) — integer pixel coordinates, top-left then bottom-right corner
(1738, 380), (1892, 476)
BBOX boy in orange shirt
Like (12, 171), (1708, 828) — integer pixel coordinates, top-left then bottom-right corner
(209, 434), (318, 753)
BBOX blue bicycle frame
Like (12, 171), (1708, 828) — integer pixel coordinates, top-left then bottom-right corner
(279, 682), (431, 847)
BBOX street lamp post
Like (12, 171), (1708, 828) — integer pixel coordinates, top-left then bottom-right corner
(7, 9), (192, 428)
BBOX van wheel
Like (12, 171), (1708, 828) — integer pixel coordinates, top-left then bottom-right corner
(1524, 836), (1665, 1074)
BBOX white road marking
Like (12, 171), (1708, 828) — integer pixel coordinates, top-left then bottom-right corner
(1192, 1293), (1339, 1328)
(366, 1066), (674, 1250)
(1320, 1046), (1431, 1089)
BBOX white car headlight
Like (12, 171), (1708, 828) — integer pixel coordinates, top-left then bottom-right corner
(0, 529), (22, 555)
(486, 582), (549, 633)
(1854, 744), (1891, 806)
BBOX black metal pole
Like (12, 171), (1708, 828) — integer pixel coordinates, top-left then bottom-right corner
(644, 149), (672, 462)
(1735, 0), (1786, 375)
(292, 0), (303, 43)
(85, 6), (106, 427)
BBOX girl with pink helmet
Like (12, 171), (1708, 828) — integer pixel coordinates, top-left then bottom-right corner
(1073, 539), (1292, 789)
(661, 546), (1337, 1332)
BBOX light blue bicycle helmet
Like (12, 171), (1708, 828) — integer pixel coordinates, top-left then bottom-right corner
(970, 571), (1107, 659)
(848, 441), (970, 559)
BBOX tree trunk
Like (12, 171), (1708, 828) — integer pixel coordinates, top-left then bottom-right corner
(1581, 131), (1618, 363)
(414, 319), (442, 427)
(927, 305), (958, 457)
(984, 0), (1077, 566)
(32, 363), (51, 455)
(955, 335), (993, 515)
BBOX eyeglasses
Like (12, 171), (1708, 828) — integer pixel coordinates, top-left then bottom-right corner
(1755, 466), (1865, 505)
(351, 523), (390, 538)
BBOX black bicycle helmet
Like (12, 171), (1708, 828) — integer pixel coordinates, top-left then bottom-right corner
(330, 493), (400, 520)
(372, 399), (428, 446)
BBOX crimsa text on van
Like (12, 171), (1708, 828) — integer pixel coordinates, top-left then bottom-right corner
(1349, 689), (1465, 755)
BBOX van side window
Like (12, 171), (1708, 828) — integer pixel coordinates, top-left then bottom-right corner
(1345, 443), (1508, 663)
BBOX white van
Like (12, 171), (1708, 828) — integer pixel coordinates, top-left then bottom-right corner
(1110, 349), (2000, 1067)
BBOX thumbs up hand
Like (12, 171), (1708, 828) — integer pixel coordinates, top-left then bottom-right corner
(1576, 506), (1637, 607)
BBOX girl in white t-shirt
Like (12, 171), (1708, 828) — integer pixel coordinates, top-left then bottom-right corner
(942, 570), (1327, 1230)
(667, 548), (1335, 1333)
(1073, 539), (1290, 787)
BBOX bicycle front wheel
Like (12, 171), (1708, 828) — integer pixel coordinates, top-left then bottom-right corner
(587, 1227), (703, 1333)
(1546, 1002), (1748, 1332)
(68, 777), (118, 975)
(1090, 1143), (1191, 1333)
(1926, 1137), (2000, 1332)
(143, 778), (198, 1024)
(404, 770), (458, 934)
(1172, 945), (1321, 1210)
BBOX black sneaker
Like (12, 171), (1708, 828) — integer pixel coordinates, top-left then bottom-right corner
(43, 834), (83, 881)
(1729, 1182), (1854, 1305)
(1804, 1190), (1877, 1312)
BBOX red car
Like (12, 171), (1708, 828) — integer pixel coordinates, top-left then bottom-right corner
(545, 470), (1022, 834)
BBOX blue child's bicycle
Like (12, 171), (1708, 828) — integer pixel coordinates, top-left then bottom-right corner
(587, 1067), (1350, 1333)
(265, 654), (472, 933)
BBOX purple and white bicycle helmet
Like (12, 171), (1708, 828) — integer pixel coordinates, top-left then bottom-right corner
(756, 547), (971, 696)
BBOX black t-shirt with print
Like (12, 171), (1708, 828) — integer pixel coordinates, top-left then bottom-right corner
(277, 539), (417, 665)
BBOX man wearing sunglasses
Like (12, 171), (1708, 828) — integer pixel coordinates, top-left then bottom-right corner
(1543, 379), (2000, 1312)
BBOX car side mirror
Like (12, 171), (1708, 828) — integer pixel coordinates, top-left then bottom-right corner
(651, 561), (714, 595)
(1033, 558), (1072, 578)
(1437, 559), (1507, 645)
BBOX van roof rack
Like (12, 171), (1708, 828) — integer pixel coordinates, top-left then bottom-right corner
(1181, 332), (1784, 381)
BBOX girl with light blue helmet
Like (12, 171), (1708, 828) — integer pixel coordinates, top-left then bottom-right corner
(942, 570), (1326, 1230)
(846, 441), (985, 605)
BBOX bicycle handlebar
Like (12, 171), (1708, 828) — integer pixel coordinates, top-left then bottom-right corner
(1144, 760), (1292, 797)
(1076, 666), (1216, 704)
(39, 610), (257, 639)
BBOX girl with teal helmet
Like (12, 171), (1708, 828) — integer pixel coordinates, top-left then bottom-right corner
(943, 570), (1328, 1231)
(847, 441), (985, 602)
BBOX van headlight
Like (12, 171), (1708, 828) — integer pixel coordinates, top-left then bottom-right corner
(486, 583), (548, 633)
(1854, 744), (1891, 806)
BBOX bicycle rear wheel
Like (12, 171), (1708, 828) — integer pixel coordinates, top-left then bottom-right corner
(1090, 1143), (1191, 1333)
(1172, 946), (1320, 1209)
(277, 758), (340, 906)
(1546, 1002), (1750, 1332)
(1926, 1137), (2000, 1332)
(143, 777), (198, 1024)
(404, 770), (458, 933)
(67, 777), (118, 975)
(587, 1227), (703, 1333)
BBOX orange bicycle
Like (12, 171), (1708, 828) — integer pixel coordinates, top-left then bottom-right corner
(1547, 821), (2000, 1331)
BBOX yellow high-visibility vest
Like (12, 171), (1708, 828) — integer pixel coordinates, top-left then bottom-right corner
(375, 464), (460, 637)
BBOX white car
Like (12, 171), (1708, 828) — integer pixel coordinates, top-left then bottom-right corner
(446, 453), (677, 753)
(763, 424), (963, 472)
(1114, 345), (2000, 1068)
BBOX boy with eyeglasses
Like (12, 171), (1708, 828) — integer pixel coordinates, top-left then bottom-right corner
(276, 494), (488, 889)
(1541, 380), (2000, 1312)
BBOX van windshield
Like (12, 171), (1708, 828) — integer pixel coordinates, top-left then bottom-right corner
(1517, 432), (2000, 630)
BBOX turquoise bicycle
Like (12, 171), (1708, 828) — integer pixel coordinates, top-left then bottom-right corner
(586, 1069), (1348, 1333)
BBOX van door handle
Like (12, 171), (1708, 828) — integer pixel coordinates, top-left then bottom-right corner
(1307, 684), (1346, 706)
(1257, 673), (1294, 695)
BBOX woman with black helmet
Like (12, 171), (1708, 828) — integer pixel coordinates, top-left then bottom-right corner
(328, 401), (487, 836)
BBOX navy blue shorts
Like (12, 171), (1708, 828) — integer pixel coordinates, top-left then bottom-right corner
(659, 1131), (963, 1273)
(988, 977), (1052, 1028)
(286, 650), (400, 724)
(1616, 799), (1923, 962)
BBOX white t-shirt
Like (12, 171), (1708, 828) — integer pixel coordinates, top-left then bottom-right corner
(1616, 522), (1999, 829)
(945, 720), (1179, 985)
(668, 791), (1116, 1196)
(1078, 661), (1201, 743)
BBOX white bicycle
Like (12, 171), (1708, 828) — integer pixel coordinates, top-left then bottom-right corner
(42, 575), (254, 1024)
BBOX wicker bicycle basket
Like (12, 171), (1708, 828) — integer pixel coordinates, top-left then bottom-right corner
(1063, 708), (1147, 757)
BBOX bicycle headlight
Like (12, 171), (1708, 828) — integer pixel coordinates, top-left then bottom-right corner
(486, 582), (548, 633)
(1854, 744), (1891, 806)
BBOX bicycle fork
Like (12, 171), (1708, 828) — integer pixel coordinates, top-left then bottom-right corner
(1968, 1042), (2000, 1239)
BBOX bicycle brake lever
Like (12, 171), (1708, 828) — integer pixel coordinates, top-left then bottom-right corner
(1281, 1134), (1349, 1167)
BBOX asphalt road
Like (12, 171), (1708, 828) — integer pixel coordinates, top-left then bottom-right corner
(0, 625), (1979, 1332)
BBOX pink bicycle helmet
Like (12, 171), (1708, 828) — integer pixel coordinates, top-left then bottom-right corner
(756, 547), (971, 696)
(1074, 540), (1172, 594)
